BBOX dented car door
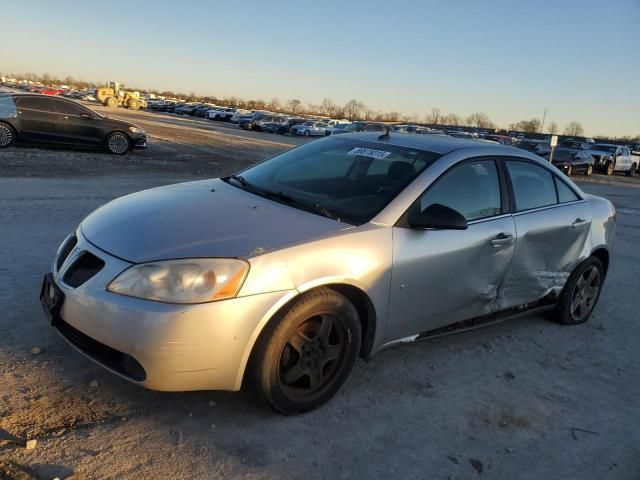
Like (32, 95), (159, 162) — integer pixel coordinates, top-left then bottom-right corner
(386, 159), (516, 341)
(496, 159), (591, 309)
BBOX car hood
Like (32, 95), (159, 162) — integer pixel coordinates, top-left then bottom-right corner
(101, 116), (137, 129)
(80, 179), (351, 263)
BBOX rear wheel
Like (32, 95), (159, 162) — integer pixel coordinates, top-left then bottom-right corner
(548, 257), (604, 325)
(106, 97), (118, 108)
(128, 99), (140, 110)
(106, 132), (131, 155)
(566, 165), (573, 176)
(304, 130), (310, 137)
(585, 164), (593, 176)
(626, 163), (636, 177)
(250, 288), (361, 415)
(0, 122), (15, 148)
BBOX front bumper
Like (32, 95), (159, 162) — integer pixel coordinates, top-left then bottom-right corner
(47, 231), (293, 391)
(132, 135), (147, 148)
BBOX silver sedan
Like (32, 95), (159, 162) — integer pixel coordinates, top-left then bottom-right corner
(40, 133), (615, 414)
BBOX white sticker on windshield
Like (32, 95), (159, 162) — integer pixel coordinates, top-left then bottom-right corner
(347, 147), (392, 159)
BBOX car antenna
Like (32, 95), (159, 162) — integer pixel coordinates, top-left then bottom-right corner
(378, 124), (391, 140)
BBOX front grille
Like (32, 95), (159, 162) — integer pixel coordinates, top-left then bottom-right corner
(56, 234), (77, 271)
(62, 251), (105, 288)
(55, 318), (146, 382)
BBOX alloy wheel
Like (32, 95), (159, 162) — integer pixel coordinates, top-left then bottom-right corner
(278, 314), (347, 401)
(107, 134), (129, 154)
(0, 124), (13, 147)
(570, 266), (601, 322)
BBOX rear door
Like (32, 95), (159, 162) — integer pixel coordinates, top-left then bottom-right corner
(497, 158), (590, 309)
(14, 96), (59, 142)
(386, 158), (516, 341)
(51, 98), (103, 146)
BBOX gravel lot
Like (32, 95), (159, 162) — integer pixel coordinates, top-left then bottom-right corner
(1, 107), (639, 480)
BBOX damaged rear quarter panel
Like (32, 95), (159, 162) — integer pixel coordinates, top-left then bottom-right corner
(497, 200), (592, 309)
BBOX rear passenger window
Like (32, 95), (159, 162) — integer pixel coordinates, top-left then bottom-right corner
(555, 177), (580, 203)
(420, 160), (502, 221)
(506, 161), (556, 212)
(16, 96), (53, 112)
(54, 99), (87, 116)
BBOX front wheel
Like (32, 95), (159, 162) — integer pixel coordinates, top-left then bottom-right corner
(106, 132), (131, 155)
(250, 288), (361, 415)
(606, 161), (615, 176)
(566, 165), (573, 176)
(128, 99), (140, 110)
(548, 257), (604, 325)
(106, 97), (118, 108)
(304, 130), (310, 137)
(0, 122), (15, 148)
(585, 164), (593, 176)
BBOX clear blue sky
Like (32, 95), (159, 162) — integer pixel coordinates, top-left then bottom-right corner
(2, 0), (639, 136)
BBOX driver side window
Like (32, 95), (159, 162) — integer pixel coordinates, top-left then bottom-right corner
(419, 160), (502, 221)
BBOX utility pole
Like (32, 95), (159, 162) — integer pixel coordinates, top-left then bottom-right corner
(540, 108), (547, 133)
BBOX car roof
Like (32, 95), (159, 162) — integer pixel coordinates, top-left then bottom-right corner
(340, 131), (530, 155)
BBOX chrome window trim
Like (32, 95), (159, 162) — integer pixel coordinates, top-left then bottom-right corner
(511, 199), (585, 217)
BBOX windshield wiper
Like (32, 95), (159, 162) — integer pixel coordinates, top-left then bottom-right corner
(261, 190), (339, 221)
(224, 175), (339, 221)
(228, 174), (249, 187)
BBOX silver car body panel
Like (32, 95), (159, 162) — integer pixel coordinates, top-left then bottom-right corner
(50, 135), (615, 392)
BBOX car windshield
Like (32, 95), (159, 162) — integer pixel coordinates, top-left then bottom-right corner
(225, 137), (441, 225)
(590, 144), (617, 153)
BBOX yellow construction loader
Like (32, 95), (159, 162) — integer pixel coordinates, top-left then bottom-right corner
(95, 82), (147, 110)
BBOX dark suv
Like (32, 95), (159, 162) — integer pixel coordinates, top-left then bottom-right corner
(0, 93), (146, 154)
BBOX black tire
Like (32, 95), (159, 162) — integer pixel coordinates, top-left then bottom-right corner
(106, 97), (118, 108)
(106, 132), (131, 155)
(585, 164), (593, 176)
(626, 163), (636, 177)
(250, 288), (361, 415)
(129, 99), (140, 110)
(548, 256), (604, 325)
(304, 130), (310, 137)
(566, 165), (573, 176)
(0, 122), (16, 148)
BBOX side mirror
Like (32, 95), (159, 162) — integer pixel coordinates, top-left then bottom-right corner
(408, 203), (468, 230)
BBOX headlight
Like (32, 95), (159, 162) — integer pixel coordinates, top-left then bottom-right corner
(128, 126), (145, 134)
(108, 258), (249, 304)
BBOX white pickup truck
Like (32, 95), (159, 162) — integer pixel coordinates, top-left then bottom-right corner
(631, 144), (640, 174)
(586, 144), (637, 176)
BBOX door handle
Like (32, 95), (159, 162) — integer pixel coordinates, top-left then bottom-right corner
(490, 233), (514, 247)
(572, 218), (588, 228)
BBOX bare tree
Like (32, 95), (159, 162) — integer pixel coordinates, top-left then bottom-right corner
(267, 97), (281, 112)
(442, 113), (462, 126)
(466, 112), (494, 129)
(511, 118), (541, 133)
(564, 121), (584, 136)
(286, 99), (303, 114)
(320, 98), (335, 116)
(425, 108), (442, 124)
(344, 99), (365, 120)
(547, 122), (559, 135)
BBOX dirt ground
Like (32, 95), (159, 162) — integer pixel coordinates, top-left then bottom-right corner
(1, 106), (639, 480)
